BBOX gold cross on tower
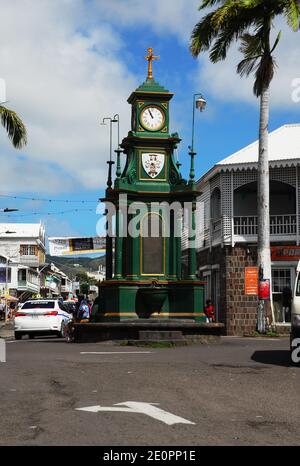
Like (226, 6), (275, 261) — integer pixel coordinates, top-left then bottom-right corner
(145, 47), (160, 80)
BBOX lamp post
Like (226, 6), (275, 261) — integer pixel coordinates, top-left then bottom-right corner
(101, 115), (119, 279)
(101, 116), (119, 188)
(187, 94), (206, 280)
(113, 114), (123, 179)
(189, 93), (206, 182)
(38, 263), (50, 298)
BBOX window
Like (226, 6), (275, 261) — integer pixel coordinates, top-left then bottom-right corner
(22, 301), (55, 309)
(58, 302), (67, 312)
(272, 268), (293, 323)
(0, 268), (11, 283)
(18, 269), (27, 281)
(20, 245), (37, 256)
(210, 188), (221, 221)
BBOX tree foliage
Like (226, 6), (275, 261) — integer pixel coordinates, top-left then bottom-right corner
(190, 0), (300, 96)
(0, 105), (27, 148)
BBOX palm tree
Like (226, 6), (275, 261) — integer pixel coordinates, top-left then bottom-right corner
(0, 104), (27, 148)
(190, 0), (300, 332)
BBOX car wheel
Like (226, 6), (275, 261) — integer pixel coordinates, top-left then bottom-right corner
(14, 332), (23, 340)
(57, 322), (64, 338)
(29, 334), (34, 339)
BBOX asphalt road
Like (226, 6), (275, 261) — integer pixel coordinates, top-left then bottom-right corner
(0, 335), (299, 446)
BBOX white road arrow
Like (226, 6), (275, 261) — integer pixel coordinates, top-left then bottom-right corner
(76, 401), (195, 426)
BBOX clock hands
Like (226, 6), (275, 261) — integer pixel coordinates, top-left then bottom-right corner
(148, 108), (154, 119)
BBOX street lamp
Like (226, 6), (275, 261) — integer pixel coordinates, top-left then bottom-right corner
(101, 116), (119, 188)
(189, 93), (206, 181)
(112, 114), (124, 179)
(38, 263), (50, 298)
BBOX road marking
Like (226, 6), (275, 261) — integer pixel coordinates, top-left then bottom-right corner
(76, 401), (195, 426)
(80, 351), (152, 355)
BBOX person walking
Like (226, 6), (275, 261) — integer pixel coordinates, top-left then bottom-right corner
(282, 286), (292, 323)
(204, 299), (215, 323)
(78, 298), (90, 323)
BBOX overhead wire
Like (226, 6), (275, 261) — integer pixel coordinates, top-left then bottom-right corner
(0, 208), (97, 218)
(0, 193), (100, 203)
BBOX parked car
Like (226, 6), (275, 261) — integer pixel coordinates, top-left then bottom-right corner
(14, 299), (72, 340)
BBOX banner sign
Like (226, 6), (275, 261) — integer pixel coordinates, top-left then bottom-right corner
(245, 267), (258, 295)
(271, 246), (300, 261)
(48, 236), (106, 256)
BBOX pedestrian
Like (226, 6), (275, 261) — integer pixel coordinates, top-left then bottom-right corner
(204, 299), (215, 323)
(282, 286), (292, 323)
(75, 295), (84, 322)
(0, 301), (5, 320)
(9, 301), (16, 319)
(78, 298), (90, 323)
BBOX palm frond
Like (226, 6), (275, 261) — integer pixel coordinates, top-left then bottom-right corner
(198, 0), (225, 11)
(270, 30), (282, 53)
(284, 0), (300, 31)
(253, 54), (277, 97)
(190, 11), (219, 56)
(239, 32), (263, 57)
(0, 105), (27, 149)
(237, 57), (260, 77)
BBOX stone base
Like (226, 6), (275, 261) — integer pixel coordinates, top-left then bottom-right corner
(73, 320), (225, 343)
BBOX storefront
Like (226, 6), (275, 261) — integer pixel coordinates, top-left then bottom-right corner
(271, 246), (300, 324)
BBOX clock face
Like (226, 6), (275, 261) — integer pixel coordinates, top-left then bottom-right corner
(140, 106), (165, 131)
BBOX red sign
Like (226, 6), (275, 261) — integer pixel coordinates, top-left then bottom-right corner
(271, 246), (300, 261)
(245, 267), (258, 295)
(258, 279), (270, 300)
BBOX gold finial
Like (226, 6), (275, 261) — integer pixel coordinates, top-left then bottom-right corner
(145, 47), (160, 80)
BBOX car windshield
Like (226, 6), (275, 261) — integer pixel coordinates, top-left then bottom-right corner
(22, 301), (55, 309)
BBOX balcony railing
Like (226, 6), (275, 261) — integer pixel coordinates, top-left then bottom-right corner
(19, 256), (40, 267)
(234, 215), (297, 236)
(18, 280), (39, 291)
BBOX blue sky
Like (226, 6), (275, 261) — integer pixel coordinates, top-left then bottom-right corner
(0, 0), (299, 247)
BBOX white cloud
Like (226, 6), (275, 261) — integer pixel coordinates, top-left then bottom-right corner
(0, 0), (298, 196)
(196, 17), (300, 110)
(0, 0), (137, 192)
(92, 0), (200, 42)
(0, 0), (203, 194)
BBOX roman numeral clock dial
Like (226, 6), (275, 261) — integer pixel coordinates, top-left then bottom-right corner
(140, 105), (165, 131)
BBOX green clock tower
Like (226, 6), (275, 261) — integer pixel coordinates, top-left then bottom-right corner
(96, 48), (205, 322)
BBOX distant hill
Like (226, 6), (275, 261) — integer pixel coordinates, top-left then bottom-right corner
(46, 254), (105, 279)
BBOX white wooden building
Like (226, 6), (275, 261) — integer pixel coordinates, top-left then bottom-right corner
(195, 124), (300, 335)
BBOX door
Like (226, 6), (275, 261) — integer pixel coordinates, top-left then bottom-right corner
(272, 267), (295, 323)
(212, 269), (220, 322)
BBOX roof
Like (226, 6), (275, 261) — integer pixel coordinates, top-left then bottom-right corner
(134, 78), (169, 94)
(218, 124), (300, 166)
(0, 222), (45, 239)
(127, 77), (172, 104)
(198, 124), (300, 185)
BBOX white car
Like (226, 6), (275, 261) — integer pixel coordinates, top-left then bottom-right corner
(14, 299), (72, 340)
